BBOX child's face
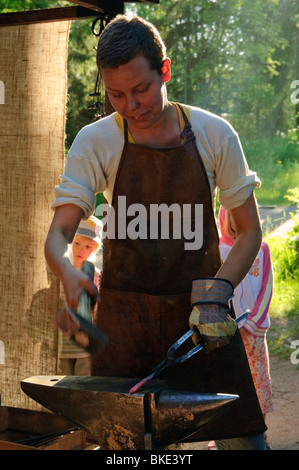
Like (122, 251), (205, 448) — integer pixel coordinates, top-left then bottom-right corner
(72, 235), (98, 268)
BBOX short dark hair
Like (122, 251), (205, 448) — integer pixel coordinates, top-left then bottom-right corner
(97, 15), (167, 74)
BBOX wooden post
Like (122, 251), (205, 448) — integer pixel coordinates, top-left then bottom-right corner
(0, 22), (70, 409)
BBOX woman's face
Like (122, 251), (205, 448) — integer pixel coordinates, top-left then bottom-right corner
(72, 235), (98, 269)
(101, 55), (170, 134)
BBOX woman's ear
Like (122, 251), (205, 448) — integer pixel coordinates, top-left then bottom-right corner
(161, 58), (171, 83)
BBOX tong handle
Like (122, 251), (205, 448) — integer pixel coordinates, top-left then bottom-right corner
(129, 311), (250, 394)
(167, 310), (250, 365)
(167, 327), (202, 363)
(168, 338), (204, 364)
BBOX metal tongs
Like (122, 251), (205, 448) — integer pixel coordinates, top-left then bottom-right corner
(129, 311), (249, 394)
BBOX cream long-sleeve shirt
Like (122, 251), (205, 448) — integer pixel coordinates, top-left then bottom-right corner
(52, 104), (260, 216)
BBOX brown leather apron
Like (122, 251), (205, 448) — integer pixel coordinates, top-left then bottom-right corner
(93, 106), (266, 440)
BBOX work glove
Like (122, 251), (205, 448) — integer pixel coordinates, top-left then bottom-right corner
(189, 278), (237, 353)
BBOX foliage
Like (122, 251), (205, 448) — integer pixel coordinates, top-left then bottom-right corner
(134, 0), (298, 138)
(0, 0), (61, 10)
(1, 0), (297, 142)
(266, 188), (299, 357)
(66, 18), (99, 146)
(242, 129), (299, 206)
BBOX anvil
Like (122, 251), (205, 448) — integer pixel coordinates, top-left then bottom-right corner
(21, 375), (238, 449)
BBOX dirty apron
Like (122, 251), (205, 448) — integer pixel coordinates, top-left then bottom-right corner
(93, 107), (266, 440)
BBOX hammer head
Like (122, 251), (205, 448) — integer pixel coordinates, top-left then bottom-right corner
(54, 306), (108, 356)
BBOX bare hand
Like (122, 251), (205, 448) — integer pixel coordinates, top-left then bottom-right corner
(62, 265), (100, 310)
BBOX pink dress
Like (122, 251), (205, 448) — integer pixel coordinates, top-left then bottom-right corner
(219, 206), (274, 415)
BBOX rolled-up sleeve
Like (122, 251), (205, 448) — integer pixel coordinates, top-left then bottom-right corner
(52, 171), (96, 218)
(51, 115), (123, 216)
(216, 133), (261, 210)
(51, 131), (108, 218)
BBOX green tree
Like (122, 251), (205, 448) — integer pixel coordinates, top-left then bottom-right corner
(134, 0), (298, 138)
(0, 0), (60, 10)
(265, 0), (298, 134)
(1, 0), (298, 139)
(66, 18), (99, 147)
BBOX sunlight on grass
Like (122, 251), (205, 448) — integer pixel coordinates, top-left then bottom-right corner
(255, 162), (299, 206)
(243, 134), (299, 207)
(266, 232), (299, 358)
(241, 136), (299, 358)
(269, 281), (299, 318)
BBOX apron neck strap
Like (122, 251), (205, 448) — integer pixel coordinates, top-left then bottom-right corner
(177, 104), (193, 141)
(124, 118), (129, 143)
(123, 104), (193, 143)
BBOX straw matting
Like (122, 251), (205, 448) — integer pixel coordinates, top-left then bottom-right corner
(0, 22), (70, 409)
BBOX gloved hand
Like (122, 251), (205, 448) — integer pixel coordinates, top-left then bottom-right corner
(189, 278), (237, 353)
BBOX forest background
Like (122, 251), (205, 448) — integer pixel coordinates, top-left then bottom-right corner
(1, 0), (298, 357)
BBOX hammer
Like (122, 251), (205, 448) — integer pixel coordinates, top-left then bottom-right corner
(54, 261), (108, 356)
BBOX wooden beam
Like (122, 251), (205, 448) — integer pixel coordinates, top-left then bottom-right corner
(66, 1), (124, 13)
(0, 1), (160, 28)
(0, 6), (110, 27)
(68, 0), (159, 8)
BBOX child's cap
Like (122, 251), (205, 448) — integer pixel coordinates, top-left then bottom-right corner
(77, 216), (103, 245)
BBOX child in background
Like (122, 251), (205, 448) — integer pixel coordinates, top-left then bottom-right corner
(218, 206), (274, 448)
(58, 215), (102, 375)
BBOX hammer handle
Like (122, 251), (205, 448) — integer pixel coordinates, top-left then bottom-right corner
(77, 261), (95, 322)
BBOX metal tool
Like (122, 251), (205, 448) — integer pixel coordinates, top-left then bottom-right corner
(54, 261), (108, 356)
(21, 375), (239, 450)
(129, 311), (250, 394)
